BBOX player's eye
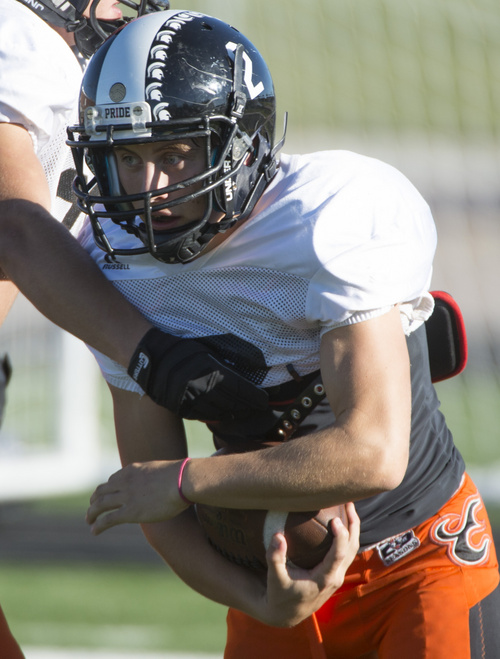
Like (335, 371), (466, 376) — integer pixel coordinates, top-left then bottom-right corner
(117, 152), (141, 168)
(162, 153), (183, 167)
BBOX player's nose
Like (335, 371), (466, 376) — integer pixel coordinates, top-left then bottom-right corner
(142, 162), (169, 193)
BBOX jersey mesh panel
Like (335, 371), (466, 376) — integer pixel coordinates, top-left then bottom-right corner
(115, 267), (320, 387)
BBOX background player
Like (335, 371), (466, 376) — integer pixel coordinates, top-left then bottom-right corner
(0, 1), (271, 654)
(0, 2), (156, 654)
(67, 9), (500, 659)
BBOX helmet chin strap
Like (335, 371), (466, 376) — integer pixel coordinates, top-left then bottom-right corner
(136, 193), (225, 264)
(170, 221), (226, 264)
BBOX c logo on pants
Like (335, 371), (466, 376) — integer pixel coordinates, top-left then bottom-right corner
(430, 495), (491, 566)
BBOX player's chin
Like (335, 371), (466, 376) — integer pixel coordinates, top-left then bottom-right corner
(150, 217), (185, 232)
(97, 4), (123, 20)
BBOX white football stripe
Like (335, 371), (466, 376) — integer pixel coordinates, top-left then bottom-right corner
(262, 510), (289, 550)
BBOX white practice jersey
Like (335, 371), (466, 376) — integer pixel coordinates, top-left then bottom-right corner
(0, 0), (83, 227)
(79, 150), (437, 394)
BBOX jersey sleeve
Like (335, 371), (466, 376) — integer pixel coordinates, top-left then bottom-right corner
(305, 156), (437, 335)
(87, 345), (145, 395)
(0, 7), (81, 153)
(0, 4), (82, 221)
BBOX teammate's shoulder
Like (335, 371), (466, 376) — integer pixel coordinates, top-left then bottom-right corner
(0, 0), (45, 37)
(0, 0), (74, 61)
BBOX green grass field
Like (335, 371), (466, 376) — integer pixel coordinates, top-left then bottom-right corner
(0, 563), (227, 654)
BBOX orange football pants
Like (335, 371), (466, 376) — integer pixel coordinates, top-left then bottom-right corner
(225, 473), (499, 659)
(0, 605), (24, 658)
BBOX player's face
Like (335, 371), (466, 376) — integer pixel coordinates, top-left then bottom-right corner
(83, 0), (123, 21)
(114, 139), (219, 232)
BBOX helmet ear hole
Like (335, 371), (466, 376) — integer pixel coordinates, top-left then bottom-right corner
(243, 135), (262, 166)
(231, 134), (253, 163)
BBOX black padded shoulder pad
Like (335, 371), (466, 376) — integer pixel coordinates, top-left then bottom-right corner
(426, 290), (468, 383)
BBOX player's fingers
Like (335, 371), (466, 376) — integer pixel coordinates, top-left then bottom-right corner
(265, 532), (290, 585)
(89, 479), (119, 506)
(88, 507), (128, 535)
(308, 509), (353, 573)
(86, 492), (124, 524)
(89, 463), (142, 504)
(314, 504), (360, 584)
(332, 503), (360, 558)
(344, 501), (360, 552)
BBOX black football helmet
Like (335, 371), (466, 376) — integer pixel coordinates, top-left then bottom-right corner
(67, 10), (284, 264)
(15, 0), (170, 58)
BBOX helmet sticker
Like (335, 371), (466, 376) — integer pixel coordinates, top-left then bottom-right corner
(226, 41), (265, 100)
(84, 102), (152, 137)
(145, 12), (198, 121)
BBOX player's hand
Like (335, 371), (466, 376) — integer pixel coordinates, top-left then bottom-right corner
(128, 328), (269, 421)
(257, 502), (359, 628)
(86, 460), (187, 535)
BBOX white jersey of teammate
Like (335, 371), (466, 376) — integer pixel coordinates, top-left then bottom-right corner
(0, 0), (83, 225)
(78, 150), (437, 392)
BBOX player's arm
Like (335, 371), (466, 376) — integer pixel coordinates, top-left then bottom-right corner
(95, 384), (359, 627)
(86, 305), (410, 521)
(183, 304), (411, 508)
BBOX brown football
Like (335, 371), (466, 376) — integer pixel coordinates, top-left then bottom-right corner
(195, 441), (347, 570)
(196, 501), (348, 571)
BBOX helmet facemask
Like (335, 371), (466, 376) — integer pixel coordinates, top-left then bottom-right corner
(70, 113), (259, 263)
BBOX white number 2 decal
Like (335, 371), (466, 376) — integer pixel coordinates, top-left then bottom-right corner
(226, 41), (265, 99)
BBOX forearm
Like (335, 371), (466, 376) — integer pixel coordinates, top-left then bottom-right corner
(0, 199), (151, 365)
(141, 500), (360, 629)
(182, 421), (394, 512)
(142, 508), (266, 619)
(88, 386), (361, 628)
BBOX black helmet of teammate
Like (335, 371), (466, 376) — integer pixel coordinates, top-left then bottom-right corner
(67, 10), (283, 264)
(15, 0), (170, 58)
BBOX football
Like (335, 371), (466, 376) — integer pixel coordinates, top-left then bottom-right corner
(195, 440), (347, 571)
(196, 501), (348, 571)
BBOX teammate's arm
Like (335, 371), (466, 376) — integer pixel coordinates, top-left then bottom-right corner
(0, 123), (267, 420)
(0, 122), (151, 363)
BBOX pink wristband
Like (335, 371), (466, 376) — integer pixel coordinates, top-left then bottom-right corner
(178, 457), (194, 505)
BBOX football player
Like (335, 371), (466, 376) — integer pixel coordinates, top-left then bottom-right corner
(77, 10), (498, 659)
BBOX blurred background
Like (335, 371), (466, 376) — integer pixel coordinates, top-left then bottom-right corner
(1, 0), (499, 656)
